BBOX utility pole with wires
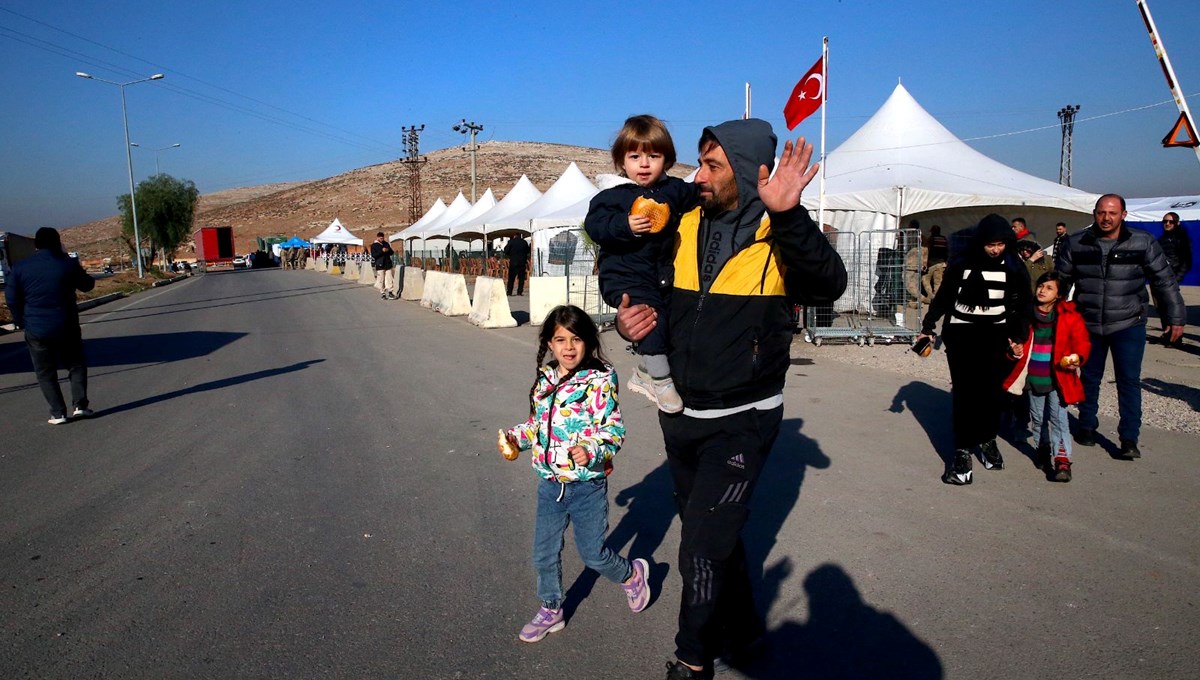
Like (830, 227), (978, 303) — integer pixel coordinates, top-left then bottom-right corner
(401, 125), (426, 224)
(1057, 105), (1080, 186)
(453, 119), (484, 202)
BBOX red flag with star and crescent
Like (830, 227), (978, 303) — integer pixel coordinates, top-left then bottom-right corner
(784, 56), (825, 130)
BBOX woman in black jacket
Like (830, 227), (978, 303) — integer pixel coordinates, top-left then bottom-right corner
(1156, 212), (1191, 347)
(916, 214), (1032, 485)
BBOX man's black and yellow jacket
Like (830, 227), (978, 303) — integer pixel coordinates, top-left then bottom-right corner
(668, 119), (847, 410)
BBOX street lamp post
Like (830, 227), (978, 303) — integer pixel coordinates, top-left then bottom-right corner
(131, 142), (181, 175)
(452, 119), (483, 202)
(76, 71), (164, 278)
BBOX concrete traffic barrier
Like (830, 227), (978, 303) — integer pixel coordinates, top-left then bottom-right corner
(402, 267), (425, 301)
(420, 270), (442, 308)
(359, 261), (374, 285)
(435, 273), (472, 317)
(343, 261), (358, 281)
(529, 275), (608, 325)
(305, 258), (316, 270)
(469, 276), (517, 328)
(317, 258), (328, 272)
(391, 265), (403, 297)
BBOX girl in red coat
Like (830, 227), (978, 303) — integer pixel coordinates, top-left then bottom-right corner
(1003, 271), (1091, 482)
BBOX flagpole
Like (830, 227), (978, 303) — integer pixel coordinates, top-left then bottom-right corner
(818, 36), (828, 230)
(744, 82), (752, 119)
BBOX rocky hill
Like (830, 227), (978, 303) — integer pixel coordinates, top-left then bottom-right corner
(60, 141), (695, 259)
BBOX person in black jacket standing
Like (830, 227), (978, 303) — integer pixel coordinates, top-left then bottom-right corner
(369, 232), (396, 300)
(617, 119), (846, 680)
(1056, 195), (1185, 458)
(1155, 212), (1191, 348)
(4, 228), (96, 424)
(504, 235), (530, 296)
(916, 215), (1031, 484)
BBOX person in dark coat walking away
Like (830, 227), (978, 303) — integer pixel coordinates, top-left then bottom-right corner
(4, 227), (96, 424)
(504, 235), (531, 296)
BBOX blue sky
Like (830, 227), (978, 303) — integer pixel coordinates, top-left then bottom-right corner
(1, 0), (1198, 234)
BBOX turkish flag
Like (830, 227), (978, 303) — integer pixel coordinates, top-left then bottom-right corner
(783, 56), (825, 130)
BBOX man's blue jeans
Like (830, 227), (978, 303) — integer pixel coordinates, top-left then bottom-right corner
(532, 476), (631, 610)
(1078, 323), (1146, 443)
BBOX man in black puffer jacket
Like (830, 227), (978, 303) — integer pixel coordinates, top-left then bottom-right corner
(1055, 194), (1185, 459)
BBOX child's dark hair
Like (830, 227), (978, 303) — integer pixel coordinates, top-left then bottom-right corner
(1035, 270), (1062, 291)
(611, 114), (676, 173)
(528, 305), (609, 414)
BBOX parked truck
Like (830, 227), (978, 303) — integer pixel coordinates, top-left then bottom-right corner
(193, 226), (235, 267)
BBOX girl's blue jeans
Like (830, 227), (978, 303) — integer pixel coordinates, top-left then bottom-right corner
(532, 476), (631, 610)
(1029, 391), (1072, 459)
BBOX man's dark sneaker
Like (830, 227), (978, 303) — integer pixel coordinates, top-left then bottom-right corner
(1052, 456), (1073, 483)
(1036, 442), (1052, 470)
(666, 661), (713, 680)
(1119, 439), (1141, 459)
(942, 449), (973, 485)
(979, 439), (1004, 470)
(1074, 428), (1096, 447)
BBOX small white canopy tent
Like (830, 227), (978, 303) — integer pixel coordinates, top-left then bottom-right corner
(453, 175), (544, 240)
(389, 198), (447, 242)
(311, 217), (364, 246)
(433, 189), (497, 239)
(805, 83), (1100, 236)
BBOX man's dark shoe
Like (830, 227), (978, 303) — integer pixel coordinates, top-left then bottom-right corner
(942, 449), (973, 485)
(1074, 428), (1096, 447)
(979, 439), (1004, 470)
(666, 660), (713, 680)
(1119, 439), (1141, 459)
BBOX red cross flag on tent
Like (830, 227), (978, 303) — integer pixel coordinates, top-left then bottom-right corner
(784, 56), (825, 130)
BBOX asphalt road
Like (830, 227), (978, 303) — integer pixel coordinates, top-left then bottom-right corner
(1, 268), (1197, 679)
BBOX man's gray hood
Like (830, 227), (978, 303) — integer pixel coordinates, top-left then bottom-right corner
(702, 118), (777, 230)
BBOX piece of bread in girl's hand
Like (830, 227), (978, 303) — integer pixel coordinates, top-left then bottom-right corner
(498, 429), (520, 461)
(630, 196), (670, 234)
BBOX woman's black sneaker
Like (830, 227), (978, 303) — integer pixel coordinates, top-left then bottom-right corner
(942, 449), (973, 485)
(979, 439), (1004, 470)
(665, 660), (713, 680)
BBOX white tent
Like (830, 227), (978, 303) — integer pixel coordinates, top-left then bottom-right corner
(389, 198), (447, 242)
(805, 83), (1099, 235)
(453, 175), (544, 240)
(433, 189), (497, 239)
(486, 163), (599, 234)
(311, 217), (363, 246)
(403, 193), (472, 240)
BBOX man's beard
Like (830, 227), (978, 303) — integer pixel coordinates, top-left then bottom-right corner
(700, 183), (737, 213)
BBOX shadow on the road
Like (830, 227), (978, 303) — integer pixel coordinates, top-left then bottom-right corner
(735, 563), (943, 679)
(746, 418), (830, 605)
(82, 283), (361, 324)
(97, 359), (325, 417)
(1143, 376), (1200, 411)
(889, 381), (954, 465)
(0, 331), (246, 376)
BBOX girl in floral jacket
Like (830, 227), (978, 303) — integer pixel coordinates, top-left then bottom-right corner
(500, 305), (650, 643)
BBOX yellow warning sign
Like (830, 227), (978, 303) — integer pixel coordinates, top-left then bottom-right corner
(1163, 112), (1199, 148)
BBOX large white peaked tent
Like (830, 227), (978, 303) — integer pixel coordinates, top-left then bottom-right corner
(805, 83), (1099, 234)
(433, 189), (497, 239)
(402, 193), (472, 240)
(390, 199), (447, 242)
(311, 217), (364, 246)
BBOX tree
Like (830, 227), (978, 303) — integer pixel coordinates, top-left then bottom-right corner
(118, 173), (200, 270)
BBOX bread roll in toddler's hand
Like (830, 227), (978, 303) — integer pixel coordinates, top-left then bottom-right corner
(498, 429), (520, 461)
(630, 197), (670, 234)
